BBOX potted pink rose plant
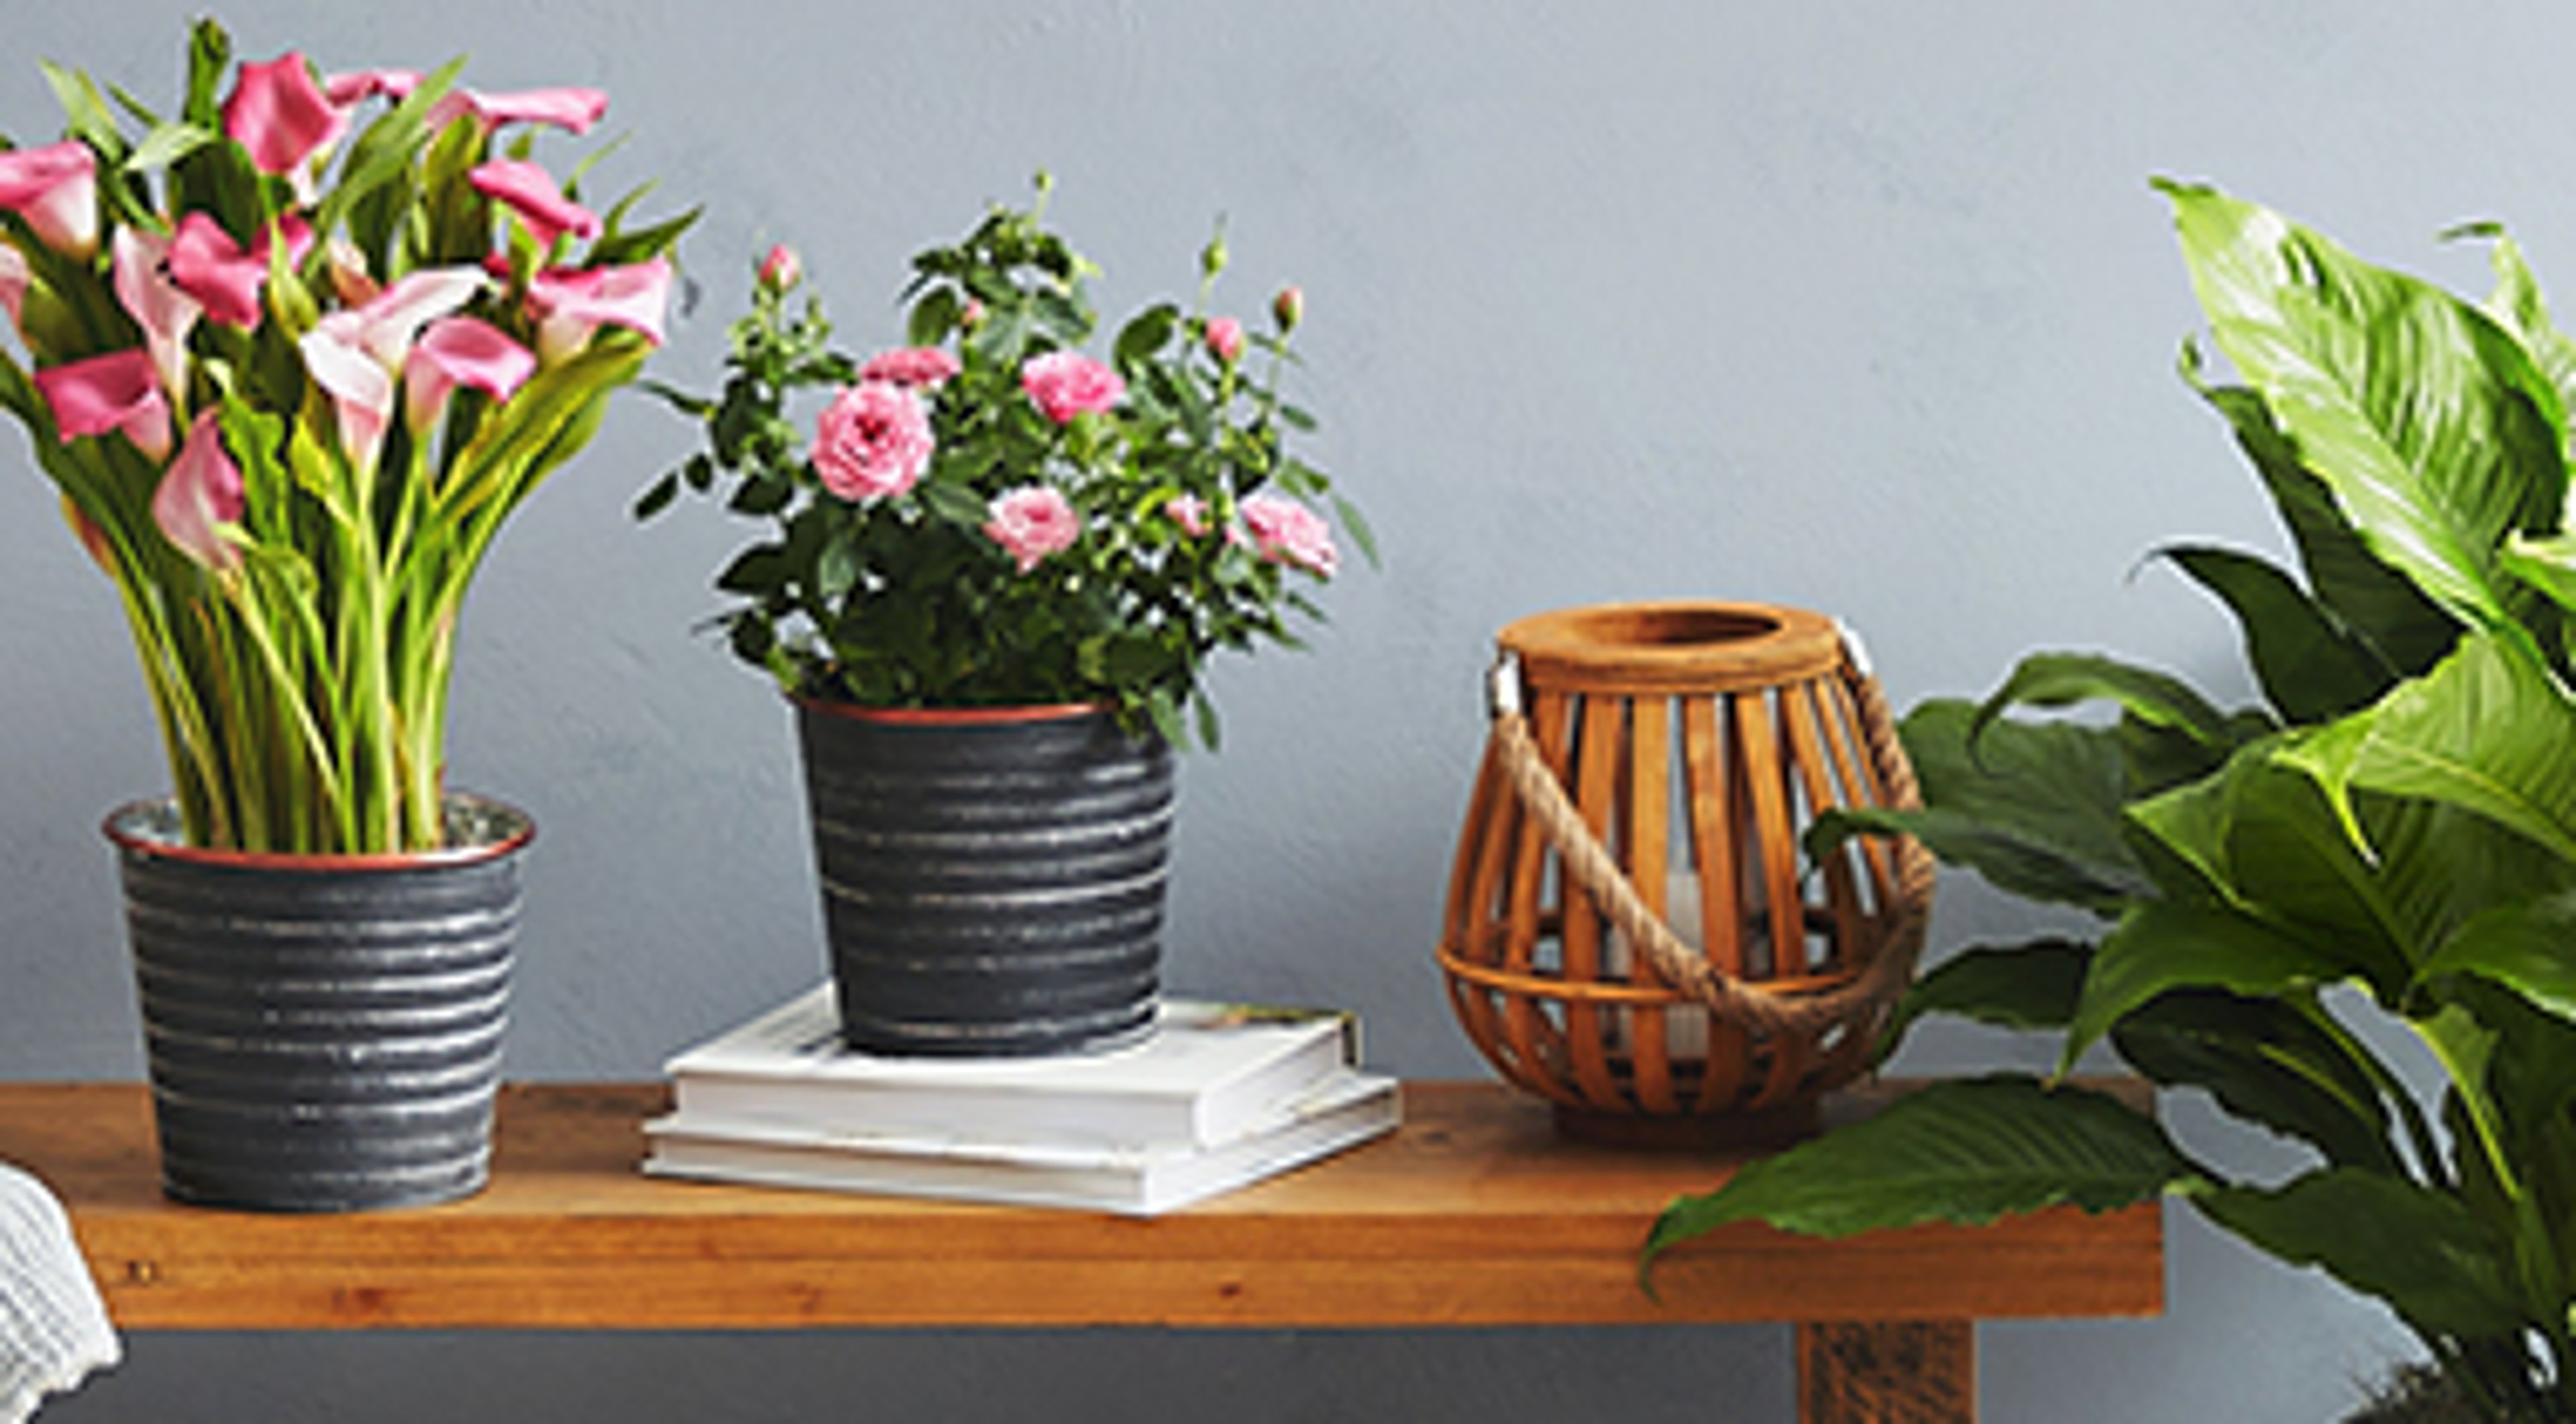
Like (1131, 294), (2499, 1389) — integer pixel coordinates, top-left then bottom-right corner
(0, 20), (692, 1209)
(645, 174), (1366, 1057)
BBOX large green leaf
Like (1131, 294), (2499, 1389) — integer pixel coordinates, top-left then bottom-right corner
(2467, 225), (2576, 452)
(2196, 1169), (2527, 1337)
(1806, 700), (2155, 913)
(1971, 650), (2251, 758)
(2111, 989), (2399, 1174)
(2157, 544), (2391, 723)
(2416, 891), (2576, 1024)
(2185, 366), (2459, 678)
(2279, 632), (2576, 867)
(1879, 939), (2092, 1058)
(2159, 181), (2565, 654)
(1642, 1076), (2200, 1270)
(2063, 899), (2357, 1070)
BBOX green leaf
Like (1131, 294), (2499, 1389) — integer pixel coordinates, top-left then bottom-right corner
(2465, 225), (2576, 454)
(2110, 990), (2400, 1174)
(1808, 700), (2155, 912)
(908, 287), (963, 349)
(2158, 181), (2565, 657)
(1331, 493), (1379, 570)
(2063, 899), (2356, 1071)
(2157, 544), (2391, 723)
(2415, 889), (2576, 1023)
(633, 472), (681, 521)
(1879, 939), (2092, 1057)
(1974, 650), (2250, 756)
(918, 477), (988, 529)
(41, 61), (127, 164)
(1642, 1077), (2199, 1270)
(2196, 1170), (2526, 1337)
(121, 119), (217, 175)
(1114, 303), (1178, 370)
(2498, 529), (2576, 623)
(2279, 632), (2576, 866)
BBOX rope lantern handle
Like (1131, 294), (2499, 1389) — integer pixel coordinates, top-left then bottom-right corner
(1482, 622), (1936, 1039)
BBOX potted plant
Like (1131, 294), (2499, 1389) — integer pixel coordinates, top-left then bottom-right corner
(0, 21), (692, 1209)
(1640, 182), (2576, 1420)
(645, 175), (1368, 1058)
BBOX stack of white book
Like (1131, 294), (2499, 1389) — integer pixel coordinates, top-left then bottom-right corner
(643, 986), (1400, 1217)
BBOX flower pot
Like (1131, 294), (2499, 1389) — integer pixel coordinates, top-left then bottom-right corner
(796, 701), (1175, 1058)
(105, 796), (531, 1212)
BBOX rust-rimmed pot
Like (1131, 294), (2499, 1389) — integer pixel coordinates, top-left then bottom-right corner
(105, 795), (532, 1212)
(795, 699), (1174, 1058)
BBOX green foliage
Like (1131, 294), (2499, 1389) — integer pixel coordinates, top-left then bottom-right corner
(1649, 183), (2576, 1419)
(643, 179), (1360, 745)
(0, 24), (692, 852)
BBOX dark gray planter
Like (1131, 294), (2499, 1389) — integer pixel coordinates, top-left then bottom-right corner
(796, 701), (1175, 1058)
(105, 796), (531, 1213)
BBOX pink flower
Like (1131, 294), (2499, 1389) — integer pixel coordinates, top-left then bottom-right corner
(758, 244), (801, 292)
(1240, 493), (1337, 577)
(165, 212), (315, 330)
(1020, 350), (1124, 423)
(0, 240), (30, 334)
(859, 346), (961, 388)
(404, 316), (536, 437)
(326, 237), (381, 308)
(1272, 285), (1303, 334)
(1165, 494), (1210, 536)
(1205, 317), (1244, 365)
(983, 485), (1080, 573)
(34, 348), (171, 460)
(323, 68), (422, 107)
(152, 411), (246, 572)
(470, 159), (600, 250)
(961, 298), (987, 329)
(299, 266), (489, 468)
(224, 52), (337, 176)
(0, 141), (97, 259)
(811, 380), (933, 501)
(113, 226), (200, 402)
(524, 258), (672, 362)
(437, 87), (608, 136)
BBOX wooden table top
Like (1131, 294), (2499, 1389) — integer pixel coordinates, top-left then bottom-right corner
(0, 1080), (2163, 1331)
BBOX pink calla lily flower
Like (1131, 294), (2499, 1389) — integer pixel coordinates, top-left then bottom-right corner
(426, 86), (608, 136)
(0, 240), (28, 334)
(223, 52), (337, 176)
(470, 160), (600, 250)
(113, 227), (201, 403)
(152, 410), (246, 572)
(33, 348), (172, 461)
(166, 212), (315, 330)
(298, 266), (488, 468)
(0, 140), (99, 260)
(525, 258), (672, 362)
(323, 68), (421, 107)
(404, 316), (535, 436)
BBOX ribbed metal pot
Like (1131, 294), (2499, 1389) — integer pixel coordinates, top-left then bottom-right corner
(797, 701), (1175, 1058)
(105, 796), (531, 1213)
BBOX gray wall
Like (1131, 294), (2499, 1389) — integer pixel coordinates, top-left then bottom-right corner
(0, 1), (2538, 1418)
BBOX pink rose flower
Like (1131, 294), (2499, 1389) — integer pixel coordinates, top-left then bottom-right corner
(1020, 350), (1125, 423)
(34, 348), (171, 461)
(404, 316), (536, 437)
(983, 485), (1080, 573)
(859, 346), (961, 388)
(470, 159), (601, 250)
(165, 211), (314, 330)
(812, 380), (934, 502)
(758, 244), (802, 292)
(525, 258), (672, 361)
(1240, 493), (1338, 577)
(223, 52), (337, 176)
(152, 411), (246, 572)
(1205, 317), (1244, 365)
(0, 140), (98, 259)
(1164, 494), (1210, 536)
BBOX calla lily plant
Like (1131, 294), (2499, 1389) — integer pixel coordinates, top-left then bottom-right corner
(0, 21), (693, 853)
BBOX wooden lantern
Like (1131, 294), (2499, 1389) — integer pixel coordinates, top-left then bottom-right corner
(1437, 601), (1933, 1145)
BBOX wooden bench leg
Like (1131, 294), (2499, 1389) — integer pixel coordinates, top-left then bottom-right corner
(1796, 1320), (1974, 1423)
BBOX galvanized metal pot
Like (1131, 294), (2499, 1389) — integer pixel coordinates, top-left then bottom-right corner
(104, 796), (531, 1213)
(796, 700), (1175, 1058)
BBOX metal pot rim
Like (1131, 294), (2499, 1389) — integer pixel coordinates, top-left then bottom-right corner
(103, 793), (535, 872)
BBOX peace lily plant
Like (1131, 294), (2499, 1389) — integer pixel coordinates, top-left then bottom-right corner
(0, 20), (691, 854)
(643, 175), (1368, 748)
(1644, 183), (2576, 1421)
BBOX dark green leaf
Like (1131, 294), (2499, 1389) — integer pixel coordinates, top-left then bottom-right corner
(1642, 1077), (2199, 1274)
(908, 287), (963, 349)
(1193, 693), (1222, 754)
(2415, 889), (2576, 1023)
(1880, 939), (2093, 1058)
(716, 544), (792, 595)
(633, 472), (681, 521)
(1974, 650), (2251, 756)
(2112, 990), (2399, 1173)
(2064, 899), (2357, 1070)
(919, 478), (989, 529)
(1114, 303), (1179, 370)
(2196, 1170), (2526, 1337)
(2158, 544), (2391, 723)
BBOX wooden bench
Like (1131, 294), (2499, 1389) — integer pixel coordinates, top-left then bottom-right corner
(0, 1080), (2161, 1423)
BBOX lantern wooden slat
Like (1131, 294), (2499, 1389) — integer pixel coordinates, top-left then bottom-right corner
(1438, 601), (1933, 1143)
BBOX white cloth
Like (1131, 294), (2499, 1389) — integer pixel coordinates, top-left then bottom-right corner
(0, 1164), (117, 1422)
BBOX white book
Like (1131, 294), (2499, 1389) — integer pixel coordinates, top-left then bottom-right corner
(643, 1069), (1400, 1217)
(664, 986), (1360, 1148)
